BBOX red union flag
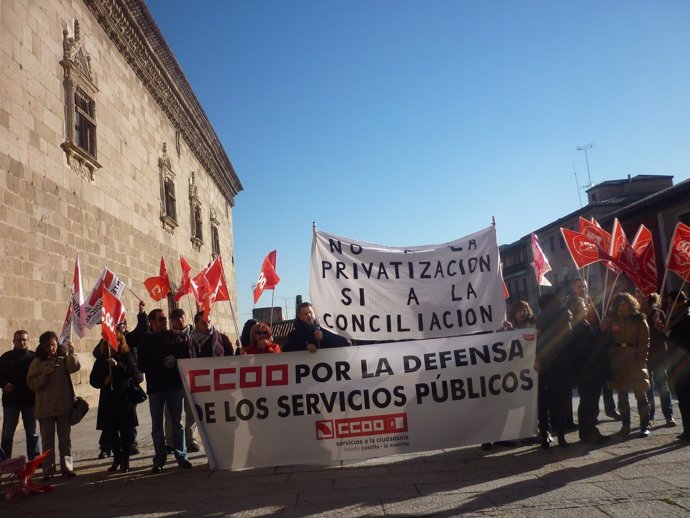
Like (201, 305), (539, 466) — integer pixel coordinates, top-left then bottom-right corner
(253, 250), (280, 304)
(174, 256), (193, 302)
(530, 233), (552, 287)
(631, 225), (658, 296)
(143, 257), (171, 302)
(609, 219), (639, 280)
(562, 228), (609, 269)
(579, 217), (611, 253)
(667, 222), (690, 282)
(84, 268), (126, 329)
(101, 290), (125, 352)
(192, 256), (231, 318)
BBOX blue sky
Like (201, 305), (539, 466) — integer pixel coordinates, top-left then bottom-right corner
(146, 0), (690, 324)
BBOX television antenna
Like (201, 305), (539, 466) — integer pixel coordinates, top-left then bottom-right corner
(576, 142), (594, 188)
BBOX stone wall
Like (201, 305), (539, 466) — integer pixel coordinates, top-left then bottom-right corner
(0, 0), (241, 398)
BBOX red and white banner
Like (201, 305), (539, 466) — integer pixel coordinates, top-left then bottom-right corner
(179, 328), (537, 470)
(144, 257), (171, 302)
(530, 233), (552, 287)
(58, 304), (73, 346)
(101, 290), (125, 352)
(70, 255), (86, 338)
(667, 222), (690, 282)
(84, 268), (126, 329)
(310, 226), (505, 341)
(253, 250), (280, 304)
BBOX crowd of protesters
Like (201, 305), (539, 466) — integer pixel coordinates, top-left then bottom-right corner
(1, 291), (689, 479)
(498, 281), (690, 452)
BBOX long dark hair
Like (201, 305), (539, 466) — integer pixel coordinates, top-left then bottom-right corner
(240, 319), (257, 347)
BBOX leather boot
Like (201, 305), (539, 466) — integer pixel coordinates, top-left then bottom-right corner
(107, 455), (121, 472)
(120, 455), (130, 473)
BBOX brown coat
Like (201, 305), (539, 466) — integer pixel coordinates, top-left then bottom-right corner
(604, 315), (650, 391)
(26, 354), (81, 419)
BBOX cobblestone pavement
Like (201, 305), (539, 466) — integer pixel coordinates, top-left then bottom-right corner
(2, 400), (689, 517)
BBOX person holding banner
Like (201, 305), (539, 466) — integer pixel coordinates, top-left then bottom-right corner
(168, 308), (198, 453)
(244, 323), (281, 354)
(663, 291), (690, 442)
(26, 332), (81, 479)
(601, 293), (651, 438)
(137, 309), (192, 473)
(89, 333), (142, 473)
(284, 302), (349, 353)
(189, 312), (234, 357)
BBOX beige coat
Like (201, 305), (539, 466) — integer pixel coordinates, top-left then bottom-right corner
(605, 315), (650, 391)
(26, 354), (80, 419)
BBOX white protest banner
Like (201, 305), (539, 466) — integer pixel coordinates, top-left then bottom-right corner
(84, 267), (126, 329)
(309, 226), (505, 341)
(178, 328), (537, 471)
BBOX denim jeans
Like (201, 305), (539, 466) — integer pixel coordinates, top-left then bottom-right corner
(148, 390), (187, 467)
(1, 405), (40, 460)
(647, 358), (673, 421)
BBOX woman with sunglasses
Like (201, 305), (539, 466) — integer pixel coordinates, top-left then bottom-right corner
(244, 323), (281, 354)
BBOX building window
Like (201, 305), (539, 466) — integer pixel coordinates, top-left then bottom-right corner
(74, 88), (96, 156)
(158, 143), (178, 234)
(193, 205), (203, 241)
(165, 180), (177, 221)
(210, 208), (221, 257)
(60, 20), (101, 181)
(189, 172), (203, 251)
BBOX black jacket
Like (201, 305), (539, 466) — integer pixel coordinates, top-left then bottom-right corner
(0, 348), (36, 407)
(90, 347), (143, 430)
(283, 320), (350, 352)
(137, 330), (189, 393)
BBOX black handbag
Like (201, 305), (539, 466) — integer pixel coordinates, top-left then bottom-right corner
(70, 396), (90, 425)
(127, 380), (147, 404)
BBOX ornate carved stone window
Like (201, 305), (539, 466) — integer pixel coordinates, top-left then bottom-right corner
(60, 20), (101, 181)
(210, 208), (220, 257)
(189, 172), (203, 251)
(158, 143), (178, 233)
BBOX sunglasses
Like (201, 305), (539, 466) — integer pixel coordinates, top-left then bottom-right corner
(157, 317), (168, 322)
(256, 331), (270, 337)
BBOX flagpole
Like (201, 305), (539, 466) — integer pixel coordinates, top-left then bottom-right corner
(603, 273), (621, 316)
(665, 279), (687, 326)
(107, 341), (113, 391)
(125, 285), (144, 303)
(227, 298), (240, 342)
(269, 290), (276, 329)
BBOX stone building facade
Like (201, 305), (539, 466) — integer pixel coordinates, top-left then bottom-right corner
(0, 0), (242, 395)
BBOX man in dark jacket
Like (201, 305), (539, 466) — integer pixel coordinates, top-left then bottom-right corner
(0, 330), (40, 460)
(283, 302), (350, 353)
(137, 308), (192, 473)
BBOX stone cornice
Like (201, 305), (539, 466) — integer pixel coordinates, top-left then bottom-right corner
(85, 0), (242, 205)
